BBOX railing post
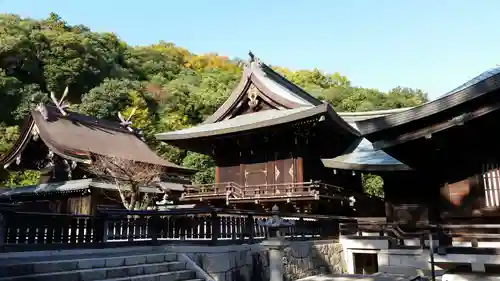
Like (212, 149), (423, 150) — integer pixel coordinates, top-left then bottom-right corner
(102, 213), (108, 243)
(0, 212), (6, 249)
(95, 212), (108, 244)
(329, 218), (339, 239)
(128, 216), (134, 242)
(420, 233), (425, 249)
(211, 211), (220, 245)
(149, 215), (159, 245)
(246, 214), (254, 243)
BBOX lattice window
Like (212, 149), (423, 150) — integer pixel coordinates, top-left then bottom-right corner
(482, 164), (500, 208)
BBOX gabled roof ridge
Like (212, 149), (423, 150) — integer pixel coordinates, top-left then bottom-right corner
(248, 54), (323, 106)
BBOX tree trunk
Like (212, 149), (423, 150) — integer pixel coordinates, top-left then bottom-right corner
(129, 191), (138, 210)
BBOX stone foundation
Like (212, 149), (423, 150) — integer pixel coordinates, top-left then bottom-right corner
(284, 241), (346, 281)
(167, 240), (345, 281)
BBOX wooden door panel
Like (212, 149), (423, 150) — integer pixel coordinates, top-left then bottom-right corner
(284, 158), (296, 183)
(218, 165), (242, 184)
(274, 159), (285, 184)
(244, 163), (267, 186)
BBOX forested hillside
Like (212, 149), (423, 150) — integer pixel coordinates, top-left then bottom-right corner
(0, 13), (429, 191)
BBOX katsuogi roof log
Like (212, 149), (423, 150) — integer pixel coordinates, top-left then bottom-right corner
(156, 103), (361, 157)
(0, 104), (194, 174)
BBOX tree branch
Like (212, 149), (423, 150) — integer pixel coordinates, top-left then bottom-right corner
(85, 155), (164, 210)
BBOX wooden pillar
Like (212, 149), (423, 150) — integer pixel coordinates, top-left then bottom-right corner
(296, 157), (303, 183)
(215, 166), (220, 183)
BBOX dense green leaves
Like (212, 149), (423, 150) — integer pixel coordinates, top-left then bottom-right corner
(182, 152), (216, 184)
(0, 14), (429, 195)
(79, 78), (140, 119)
(362, 174), (385, 198)
(0, 124), (40, 185)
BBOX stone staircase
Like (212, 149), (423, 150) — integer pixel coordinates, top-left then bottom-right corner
(0, 247), (205, 281)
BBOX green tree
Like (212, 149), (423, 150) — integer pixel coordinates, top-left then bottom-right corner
(182, 152), (216, 184)
(0, 13), (429, 193)
(0, 124), (39, 185)
(362, 174), (385, 198)
(79, 78), (140, 119)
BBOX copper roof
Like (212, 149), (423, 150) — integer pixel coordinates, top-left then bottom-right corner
(0, 105), (194, 172)
(203, 51), (323, 124)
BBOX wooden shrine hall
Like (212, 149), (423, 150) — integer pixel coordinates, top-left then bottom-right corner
(355, 67), (500, 224)
(0, 103), (195, 214)
(156, 52), (409, 215)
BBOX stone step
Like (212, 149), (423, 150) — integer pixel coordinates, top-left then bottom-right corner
(0, 247), (167, 265)
(0, 252), (178, 277)
(95, 270), (198, 281)
(0, 261), (188, 281)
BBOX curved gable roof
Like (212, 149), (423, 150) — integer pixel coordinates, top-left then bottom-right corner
(203, 52), (323, 124)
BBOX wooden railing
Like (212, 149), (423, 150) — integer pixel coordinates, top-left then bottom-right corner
(339, 220), (500, 249)
(0, 207), (350, 251)
(182, 181), (366, 202)
(183, 182), (243, 200)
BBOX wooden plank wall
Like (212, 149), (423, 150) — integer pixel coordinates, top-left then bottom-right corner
(217, 156), (302, 186)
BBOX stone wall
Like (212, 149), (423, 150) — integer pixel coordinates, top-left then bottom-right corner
(284, 241), (346, 281)
(167, 240), (345, 281)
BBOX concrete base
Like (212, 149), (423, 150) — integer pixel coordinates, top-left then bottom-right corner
(339, 235), (500, 280)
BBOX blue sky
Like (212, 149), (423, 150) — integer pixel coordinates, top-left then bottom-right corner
(1, 0), (499, 100)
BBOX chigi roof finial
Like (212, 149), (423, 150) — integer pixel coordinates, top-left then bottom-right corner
(50, 86), (70, 116)
(248, 51), (255, 62)
(118, 107), (137, 133)
(248, 51), (262, 66)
